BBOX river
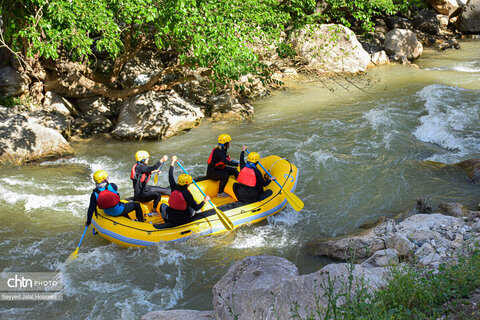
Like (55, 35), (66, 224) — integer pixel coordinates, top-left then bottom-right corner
(1, 40), (479, 319)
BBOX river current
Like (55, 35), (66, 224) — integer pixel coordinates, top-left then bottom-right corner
(1, 41), (479, 319)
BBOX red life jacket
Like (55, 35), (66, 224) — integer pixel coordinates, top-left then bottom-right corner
(207, 148), (230, 169)
(130, 163), (150, 183)
(95, 185), (121, 210)
(168, 190), (187, 210)
(237, 167), (256, 187)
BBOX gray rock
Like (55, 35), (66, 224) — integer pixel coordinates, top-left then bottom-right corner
(413, 9), (442, 35)
(212, 255), (298, 320)
(290, 24), (372, 73)
(209, 95), (253, 122)
(418, 252), (442, 266)
(415, 243), (435, 260)
(385, 234), (416, 256)
(371, 51), (389, 66)
(29, 110), (74, 136)
(118, 50), (164, 88)
(0, 66), (30, 97)
(306, 217), (396, 261)
(43, 91), (78, 116)
(456, 0), (480, 33)
(112, 90), (204, 140)
(385, 17), (414, 30)
(384, 29), (423, 61)
(0, 113), (74, 165)
(438, 202), (468, 217)
(73, 95), (120, 117)
(211, 255), (389, 320)
(361, 249), (399, 268)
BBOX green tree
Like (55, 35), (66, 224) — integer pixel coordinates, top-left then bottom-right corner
(0, 0), (297, 98)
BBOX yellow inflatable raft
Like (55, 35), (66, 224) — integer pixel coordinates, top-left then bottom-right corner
(91, 155), (299, 247)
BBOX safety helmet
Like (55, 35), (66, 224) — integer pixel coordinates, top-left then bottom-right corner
(218, 133), (232, 145)
(178, 174), (193, 186)
(93, 170), (108, 184)
(247, 152), (260, 163)
(135, 150), (150, 162)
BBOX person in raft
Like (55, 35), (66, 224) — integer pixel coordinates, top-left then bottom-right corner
(86, 170), (144, 227)
(232, 148), (275, 203)
(131, 150), (170, 213)
(160, 156), (210, 226)
(206, 133), (239, 198)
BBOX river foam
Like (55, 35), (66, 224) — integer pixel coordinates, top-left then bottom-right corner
(413, 84), (480, 163)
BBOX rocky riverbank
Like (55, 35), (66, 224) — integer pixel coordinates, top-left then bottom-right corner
(141, 160), (480, 320)
(1, 2), (480, 165)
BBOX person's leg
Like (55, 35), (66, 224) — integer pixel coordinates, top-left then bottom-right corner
(215, 170), (230, 194)
(150, 185), (171, 196)
(136, 191), (161, 211)
(160, 203), (169, 222)
(258, 189), (273, 201)
(225, 166), (239, 178)
(121, 202), (145, 222)
(133, 202), (145, 221)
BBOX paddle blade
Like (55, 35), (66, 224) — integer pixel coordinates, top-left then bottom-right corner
(282, 189), (304, 211)
(67, 247), (79, 261)
(154, 173), (158, 185)
(214, 206), (234, 231)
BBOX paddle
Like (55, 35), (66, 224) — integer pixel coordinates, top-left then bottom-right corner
(67, 225), (89, 261)
(176, 160), (234, 231)
(246, 150), (304, 211)
(153, 161), (165, 185)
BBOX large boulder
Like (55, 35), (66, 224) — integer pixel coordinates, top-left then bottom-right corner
(290, 24), (371, 73)
(112, 90), (204, 140)
(211, 255), (389, 320)
(384, 29), (423, 61)
(305, 217), (397, 261)
(0, 66), (30, 97)
(0, 110), (74, 165)
(455, 0), (480, 33)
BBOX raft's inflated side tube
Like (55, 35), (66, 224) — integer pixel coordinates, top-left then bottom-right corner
(92, 155), (298, 247)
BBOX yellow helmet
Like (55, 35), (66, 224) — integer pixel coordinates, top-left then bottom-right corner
(93, 170), (108, 183)
(247, 152), (260, 163)
(178, 174), (193, 186)
(135, 150), (150, 162)
(218, 133), (232, 144)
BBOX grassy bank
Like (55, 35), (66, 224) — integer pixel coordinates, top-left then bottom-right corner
(305, 248), (480, 319)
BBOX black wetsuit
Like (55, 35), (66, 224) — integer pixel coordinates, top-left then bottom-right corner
(233, 151), (272, 203)
(163, 166), (205, 226)
(206, 147), (239, 193)
(132, 161), (170, 209)
(86, 183), (144, 226)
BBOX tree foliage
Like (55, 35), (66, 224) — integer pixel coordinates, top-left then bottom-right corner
(0, 0), (426, 98)
(1, 0), (298, 95)
(320, 0), (427, 32)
